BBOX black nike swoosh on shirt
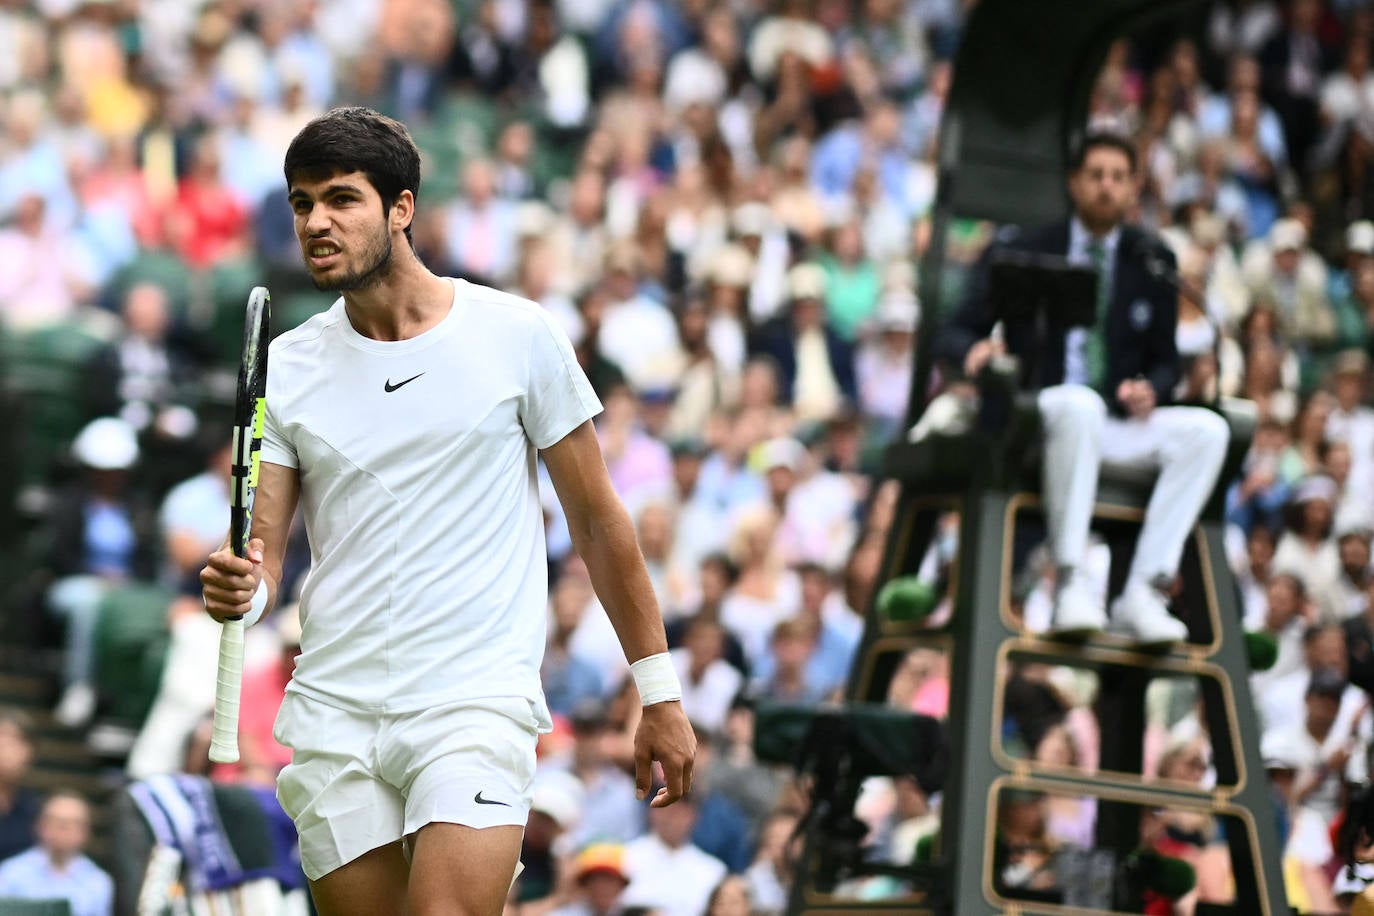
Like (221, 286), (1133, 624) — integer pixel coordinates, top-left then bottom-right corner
(474, 791), (512, 807)
(384, 373), (425, 392)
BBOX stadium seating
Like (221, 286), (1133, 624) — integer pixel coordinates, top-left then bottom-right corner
(92, 584), (172, 726)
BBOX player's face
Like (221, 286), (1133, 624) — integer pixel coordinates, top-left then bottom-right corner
(1069, 146), (1136, 232)
(289, 171), (396, 292)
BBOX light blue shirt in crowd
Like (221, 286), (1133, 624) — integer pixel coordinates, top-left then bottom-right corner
(0, 847), (114, 916)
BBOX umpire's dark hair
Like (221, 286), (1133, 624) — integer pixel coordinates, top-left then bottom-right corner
(1069, 130), (1138, 174)
(283, 107), (422, 245)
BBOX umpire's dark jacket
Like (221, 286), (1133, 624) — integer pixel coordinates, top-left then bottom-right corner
(934, 220), (1180, 417)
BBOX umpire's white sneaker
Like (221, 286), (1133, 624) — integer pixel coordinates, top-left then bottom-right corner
(1109, 584), (1188, 647)
(1047, 577), (1107, 639)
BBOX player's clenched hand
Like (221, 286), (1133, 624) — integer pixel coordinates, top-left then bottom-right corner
(200, 537), (265, 623)
(634, 700), (695, 808)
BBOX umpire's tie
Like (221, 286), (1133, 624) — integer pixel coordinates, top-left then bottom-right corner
(1084, 238), (1111, 390)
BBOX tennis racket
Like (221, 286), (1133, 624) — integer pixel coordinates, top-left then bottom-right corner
(209, 286), (271, 765)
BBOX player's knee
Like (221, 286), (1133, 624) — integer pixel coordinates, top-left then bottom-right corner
(407, 895), (501, 916)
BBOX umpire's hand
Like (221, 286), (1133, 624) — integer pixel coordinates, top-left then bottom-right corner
(201, 538), (265, 623)
(635, 700), (696, 807)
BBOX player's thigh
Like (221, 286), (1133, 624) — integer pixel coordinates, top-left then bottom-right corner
(309, 841), (410, 916)
(408, 823), (524, 916)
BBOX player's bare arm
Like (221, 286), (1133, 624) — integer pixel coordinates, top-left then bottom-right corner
(542, 421), (697, 807)
(201, 461), (301, 623)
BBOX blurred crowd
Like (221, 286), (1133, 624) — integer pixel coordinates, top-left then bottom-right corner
(3, 0), (1374, 914)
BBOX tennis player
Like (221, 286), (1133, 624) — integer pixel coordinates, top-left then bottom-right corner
(200, 107), (695, 916)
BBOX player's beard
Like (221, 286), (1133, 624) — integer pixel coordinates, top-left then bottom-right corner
(311, 223), (394, 292)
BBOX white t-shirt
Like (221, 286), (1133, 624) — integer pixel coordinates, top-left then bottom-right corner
(261, 279), (601, 716)
(622, 834), (728, 916)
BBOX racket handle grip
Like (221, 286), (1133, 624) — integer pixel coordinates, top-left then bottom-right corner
(209, 618), (246, 764)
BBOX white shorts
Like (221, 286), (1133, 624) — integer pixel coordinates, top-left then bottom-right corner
(273, 691), (539, 881)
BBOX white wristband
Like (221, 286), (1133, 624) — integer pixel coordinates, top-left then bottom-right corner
(242, 580), (269, 628)
(630, 652), (682, 706)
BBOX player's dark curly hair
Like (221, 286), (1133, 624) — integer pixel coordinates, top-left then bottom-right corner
(283, 107), (422, 244)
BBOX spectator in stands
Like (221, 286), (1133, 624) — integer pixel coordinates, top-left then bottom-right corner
(671, 617), (744, 734)
(596, 245), (682, 393)
(819, 214), (881, 341)
(543, 575), (607, 720)
(681, 727), (753, 873)
(1227, 417), (1293, 536)
(0, 709), (39, 864)
(665, 555), (749, 677)
(1322, 38), (1374, 216)
(758, 435), (853, 570)
(1260, 0), (1337, 172)
(1280, 392), (1335, 483)
(636, 501), (690, 615)
(663, 295), (739, 444)
(721, 504), (802, 666)
(1329, 222), (1374, 332)
(1261, 622), (1359, 735)
(744, 810), (799, 914)
(992, 790), (1064, 902)
(752, 562), (856, 697)
(0, 192), (88, 330)
(1227, 301), (1302, 423)
(519, 770), (586, 904)
(1236, 523), (1277, 627)
(42, 417), (156, 727)
(1253, 574), (1315, 694)
(1274, 475), (1344, 621)
(547, 842), (632, 916)
(1272, 668), (1359, 907)
(752, 618), (828, 705)
(1207, 2), (1282, 63)
(1242, 217), (1336, 351)
(545, 170), (610, 297)
(750, 263), (858, 425)
(1326, 349), (1374, 493)
(435, 158), (519, 288)
(0, 791), (112, 916)
(1222, 89), (1283, 234)
(1333, 510), (1374, 619)
(560, 700), (642, 849)
(704, 875), (753, 916)
(166, 136), (250, 271)
(622, 790), (727, 916)
(83, 282), (194, 436)
(597, 386), (672, 503)
(856, 288), (919, 439)
(1347, 576), (1374, 692)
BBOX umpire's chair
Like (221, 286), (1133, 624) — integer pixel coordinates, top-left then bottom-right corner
(762, 255), (1281, 915)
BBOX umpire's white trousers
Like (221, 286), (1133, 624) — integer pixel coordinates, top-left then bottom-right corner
(1037, 385), (1229, 587)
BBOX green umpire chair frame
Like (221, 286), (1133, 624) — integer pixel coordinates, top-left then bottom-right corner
(759, 0), (1290, 913)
